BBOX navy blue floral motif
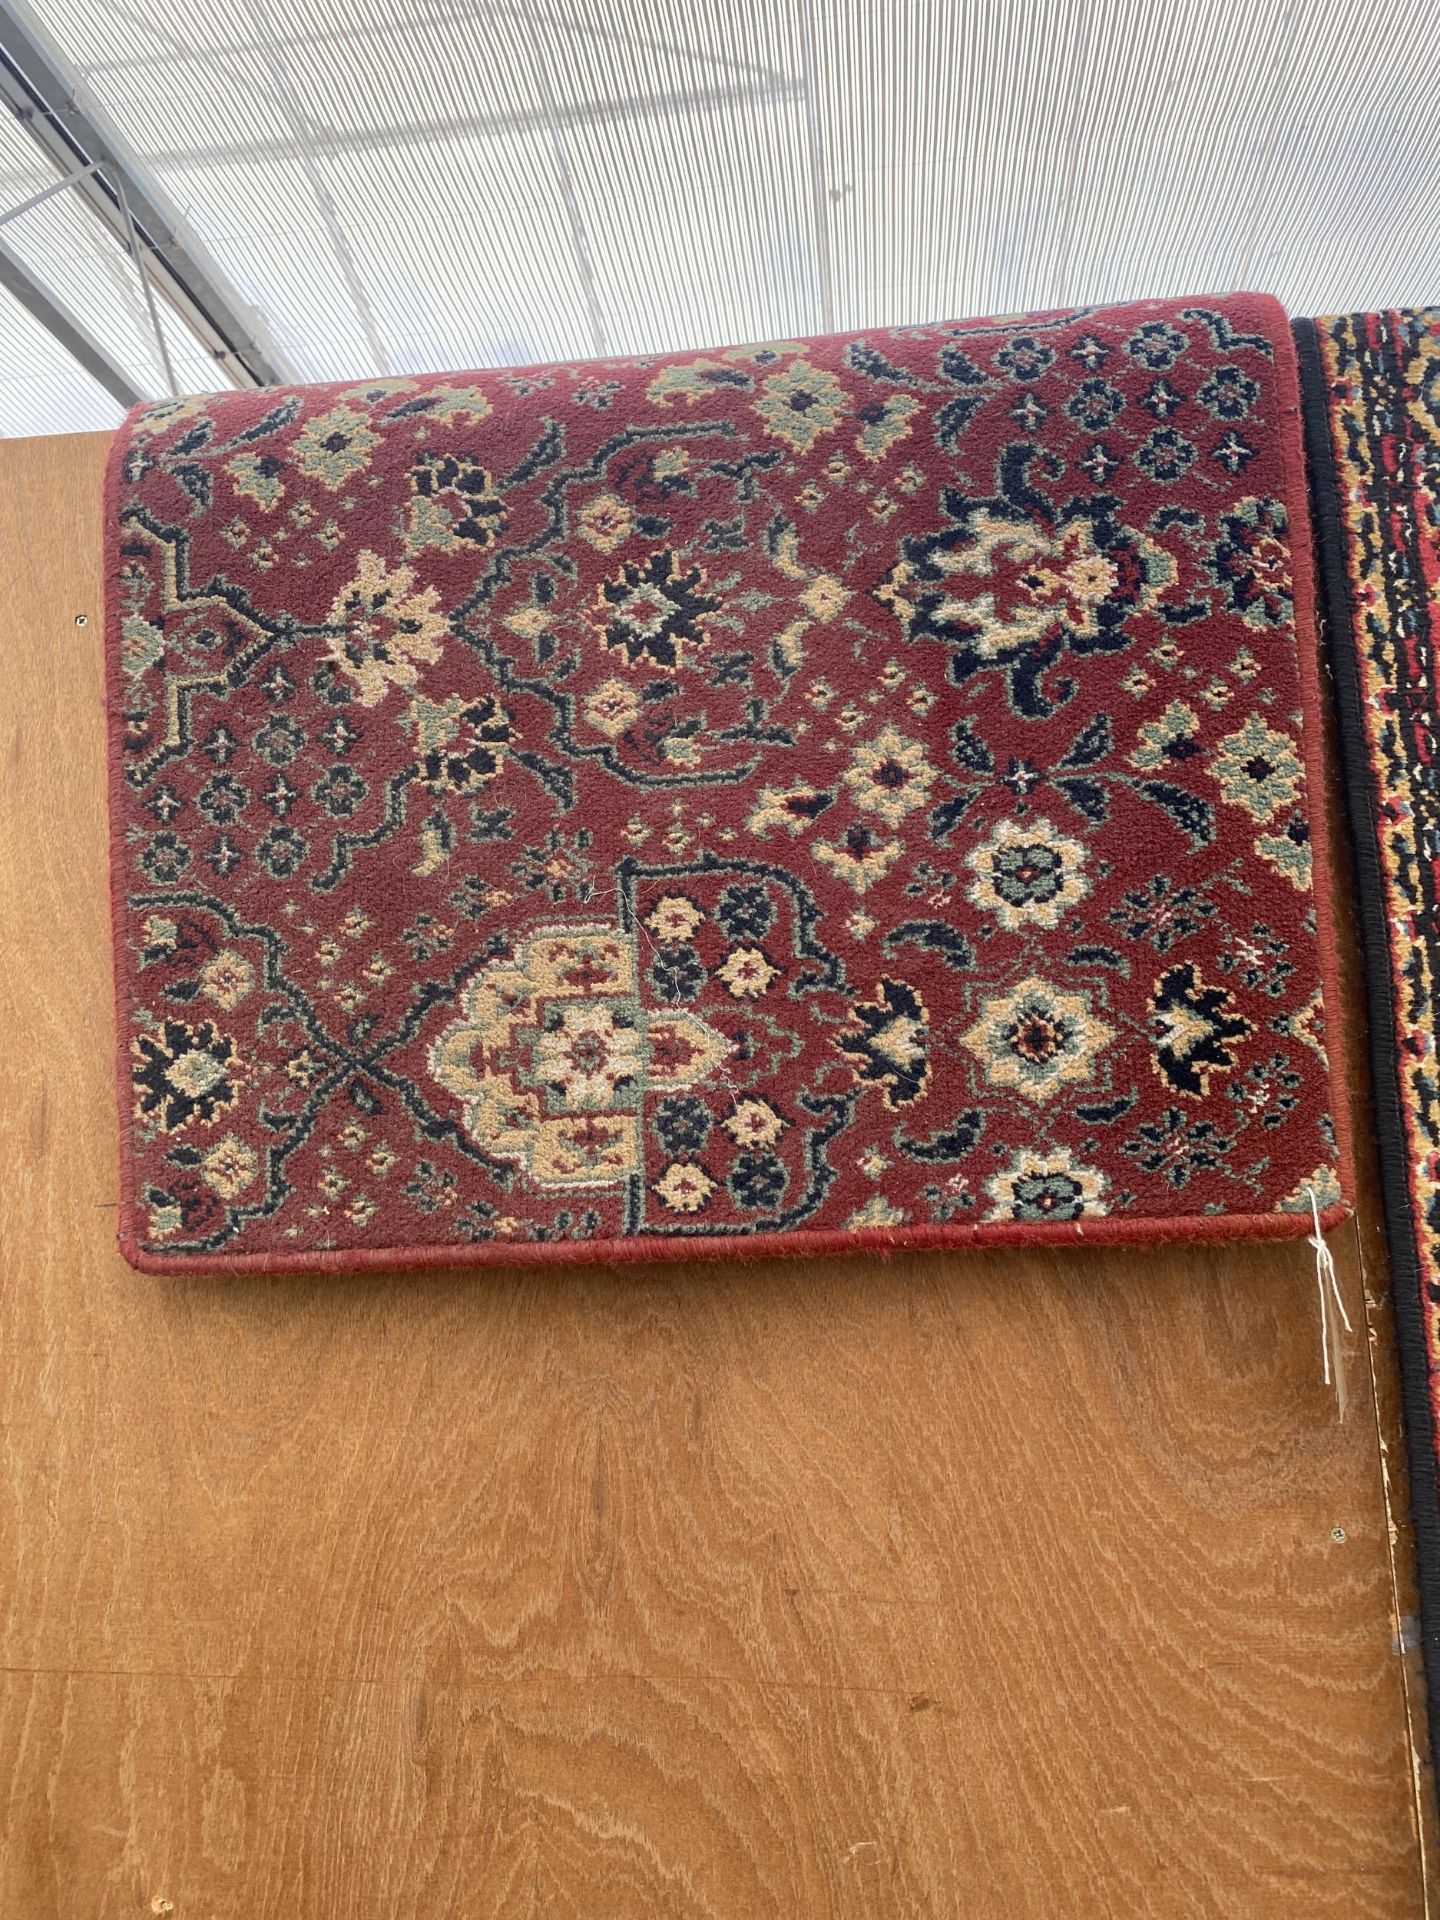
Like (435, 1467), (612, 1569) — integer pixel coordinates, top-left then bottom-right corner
(1149, 963), (1250, 1097)
(132, 1018), (242, 1132)
(1142, 378), (1185, 420)
(649, 944), (707, 1002)
(1136, 428), (1196, 482)
(996, 335), (1055, 380)
(1211, 430), (1256, 474)
(197, 772), (249, 823)
(1209, 495), (1292, 629)
(1128, 321), (1188, 369)
(253, 713), (305, 765)
(729, 1151), (788, 1210)
(315, 764), (369, 816)
(1198, 365), (1258, 419)
(410, 451), (507, 546)
(139, 832), (191, 883)
(716, 883), (775, 941)
(416, 695), (512, 793)
(1122, 1107), (1233, 1188)
(655, 1094), (710, 1154)
(1065, 378), (1125, 429)
(883, 451), (1178, 717)
(835, 977), (929, 1108)
(1068, 333), (1110, 370)
(597, 549), (722, 669)
(256, 824), (307, 878)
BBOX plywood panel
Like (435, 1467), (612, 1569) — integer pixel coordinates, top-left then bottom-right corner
(0, 430), (1432, 1917)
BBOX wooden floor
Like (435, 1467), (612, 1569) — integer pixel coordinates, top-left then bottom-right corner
(0, 430), (1434, 1918)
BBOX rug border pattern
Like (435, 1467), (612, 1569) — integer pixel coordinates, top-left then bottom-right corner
(1295, 311), (1440, 1740)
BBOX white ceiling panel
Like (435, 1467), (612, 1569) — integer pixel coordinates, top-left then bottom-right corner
(2, 0), (1438, 435)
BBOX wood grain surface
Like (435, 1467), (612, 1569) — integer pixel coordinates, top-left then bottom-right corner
(0, 429), (1434, 1918)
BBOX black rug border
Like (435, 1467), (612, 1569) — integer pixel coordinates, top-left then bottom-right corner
(1293, 313), (1440, 1761)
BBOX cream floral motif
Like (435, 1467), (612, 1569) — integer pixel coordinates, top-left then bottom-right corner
(960, 974), (1114, 1103)
(653, 1162), (717, 1213)
(199, 949), (255, 1009)
(722, 1098), (785, 1148)
(843, 725), (936, 828)
(846, 1194), (906, 1229)
(715, 946), (779, 998)
(201, 1133), (259, 1199)
(746, 784), (833, 838)
(326, 550), (447, 706)
(1281, 1165), (1343, 1213)
(532, 1005), (643, 1109)
(1290, 990), (1330, 1063)
(428, 923), (731, 1189)
(130, 393), (211, 438)
(408, 383), (493, 422)
(1210, 713), (1304, 822)
(986, 1146), (1109, 1222)
(294, 403), (378, 489)
(754, 361), (848, 452)
(646, 895), (704, 942)
(121, 614), (164, 680)
(812, 829), (903, 894)
(964, 815), (1090, 931)
(578, 492), (634, 553)
(229, 452), (284, 510)
(801, 574), (851, 621)
(856, 393), (919, 463)
(1257, 825), (1312, 892)
(888, 512), (1175, 660)
(583, 678), (642, 738)
(645, 358), (729, 408)
(1128, 700), (1202, 771)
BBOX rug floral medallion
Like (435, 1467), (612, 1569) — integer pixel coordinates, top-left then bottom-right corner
(106, 293), (1350, 1271)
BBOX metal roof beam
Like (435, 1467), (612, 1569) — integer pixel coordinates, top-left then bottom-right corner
(0, 5), (294, 389)
(0, 229), (143, 409)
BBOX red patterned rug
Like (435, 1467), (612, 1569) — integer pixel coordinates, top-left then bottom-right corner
(106, 293), (1352, 1272)
(1296, 308), (1440, 1744)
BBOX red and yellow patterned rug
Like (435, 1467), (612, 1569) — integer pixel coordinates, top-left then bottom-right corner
(106, 294), (1351, 1272)
(1297, 308), (1440, 1728)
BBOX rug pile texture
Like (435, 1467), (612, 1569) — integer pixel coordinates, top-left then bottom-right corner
(1297, 306), (1440, 1725)
(106, 293), (1350, 1272)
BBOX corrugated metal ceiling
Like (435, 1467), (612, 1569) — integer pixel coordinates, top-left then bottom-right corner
(1, 0), (1437, 436)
